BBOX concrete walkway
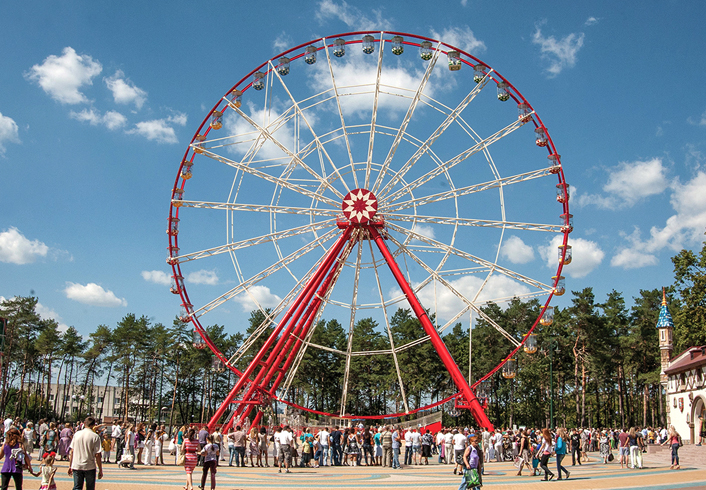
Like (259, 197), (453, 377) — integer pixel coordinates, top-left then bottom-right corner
(41, 452), (706, 490)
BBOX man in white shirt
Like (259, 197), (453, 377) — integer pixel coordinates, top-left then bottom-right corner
(317, 427), (331, 466)
(68, 417), (103, 490)
(404, 428), (413, 465)
(410, 428), (422, 465)
(482, 429), (492, 462)
(444, 430), (454, 465)
(452, 429), (467, 474)
(279, 425), (293, 473)
(110, 424), (121, 459)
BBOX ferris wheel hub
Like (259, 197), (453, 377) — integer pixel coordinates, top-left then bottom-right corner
(341, 188), (378, 224)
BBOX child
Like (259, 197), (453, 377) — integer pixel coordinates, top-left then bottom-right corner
(39, 451), (58, 490)
(102, 432), (111, 463)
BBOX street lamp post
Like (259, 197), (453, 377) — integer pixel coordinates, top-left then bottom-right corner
(548, 339), (559, 429)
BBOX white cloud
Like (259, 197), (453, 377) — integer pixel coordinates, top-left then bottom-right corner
(70, 108), (127, 130)
(64, 282), (127, 307)
(429, 26), (486, 54)
(308, 49), (430, 117)
(25, 47), (102, 104)
(104, 70), (147, 109)
(531, 25), (585, 77)
(167, 112), (187, 126)
(688, 107), (706, 126)
(141, 270), (172, 286)
(233, 285), (283, 312)
(36, 303), (70, 332)
(391, 275), (531, 322)
(610, 170), (706, 269)
(316, 0), (393, 30)
(610, 248), (658, 269)
(273, 31), (293, 52)
(0, 112), (20, 155)
(126, 119), (179, 143)
(500, 235), (535, 264)
(577, 158), (669, 209)
(0, 227), (49, 264)
(540, 235), (604, 278)
(585, 17), (599, 26)
(411, 224), (435, 241)
(186, 269), (219, 285)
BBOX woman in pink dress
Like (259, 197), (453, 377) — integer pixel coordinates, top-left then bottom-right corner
(183, 428), (200, 490)
(57, 423), (73, 461)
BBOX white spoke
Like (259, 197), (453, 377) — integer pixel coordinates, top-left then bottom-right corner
(376, 73), (493, 199)
(269, 60), (352, 196)
(195, 229), (339, 318)
(387, 233), (521, 348)
(365, 34), (385, 189)
(385, 214), (561, 233)
(387, 222), (552, 292)
(323, 40), (359, 188)
(367, 239), (410, 414)
(383, 116), (529, 205)
(380, 167), (553, 213)
(230, 106), (345, 202)
(174, 220), (335, 264)
(371, 42), (441, 195)
(197, 146), (341, 208)
(339, 237), (363, 417)
(178, 200), (339, 217)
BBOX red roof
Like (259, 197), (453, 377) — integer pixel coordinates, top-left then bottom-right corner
(665, 346), (706, 375)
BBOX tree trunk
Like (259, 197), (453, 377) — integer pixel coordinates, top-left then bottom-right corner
(617, 364), (625, 428)
(581, 357), (587, 427)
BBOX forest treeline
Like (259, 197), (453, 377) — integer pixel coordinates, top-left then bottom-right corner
(0, 242), (704, 429)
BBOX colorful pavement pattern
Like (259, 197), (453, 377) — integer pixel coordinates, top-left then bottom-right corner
(37, 452), (706, 490)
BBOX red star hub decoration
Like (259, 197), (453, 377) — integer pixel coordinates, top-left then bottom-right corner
(342, 188), (378, 224)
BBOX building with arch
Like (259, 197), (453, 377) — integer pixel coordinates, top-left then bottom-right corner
(658, 289), (706, 443)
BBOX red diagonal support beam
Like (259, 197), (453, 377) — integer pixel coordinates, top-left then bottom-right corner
(367, 225), (494, 431)
(208, 228), (352, 430)
(231, 230), (357, 429)
(207, 227), (353, 431)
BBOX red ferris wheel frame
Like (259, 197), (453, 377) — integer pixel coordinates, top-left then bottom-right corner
(167, 31), (571, 432)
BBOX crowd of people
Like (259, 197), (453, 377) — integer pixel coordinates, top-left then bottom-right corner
(0, 414), (691, 490)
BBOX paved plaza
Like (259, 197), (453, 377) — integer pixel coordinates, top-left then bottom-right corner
(34, 452), (706, 490)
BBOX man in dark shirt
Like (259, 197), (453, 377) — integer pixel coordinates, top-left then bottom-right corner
(198, 427), (209, 466)
(330, 427), (342, 466)
(570, 429), (582, 465)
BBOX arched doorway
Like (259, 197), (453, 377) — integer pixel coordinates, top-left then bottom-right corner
(691, 395), (705, 443)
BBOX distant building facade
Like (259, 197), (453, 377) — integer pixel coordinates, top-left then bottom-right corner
(29, 382), (123, 421)
(657, 289), (706, 443)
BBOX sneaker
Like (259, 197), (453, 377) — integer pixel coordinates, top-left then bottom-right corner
(286, 469), (291, 473)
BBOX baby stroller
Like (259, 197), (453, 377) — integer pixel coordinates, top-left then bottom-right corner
(502, 438), (514, 462)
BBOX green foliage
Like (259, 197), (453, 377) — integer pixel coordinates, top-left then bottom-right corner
(0, 242), (704, 429)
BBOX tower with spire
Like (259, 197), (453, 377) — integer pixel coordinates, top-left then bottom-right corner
(657, 287), (674, 421)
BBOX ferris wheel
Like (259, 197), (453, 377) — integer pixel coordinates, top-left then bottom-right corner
(167, 31), (572, 431)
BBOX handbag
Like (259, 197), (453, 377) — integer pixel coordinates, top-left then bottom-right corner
(168, 439), (177, 455)
(608, 453), (614, 462)
(464, 468), (481, 487)
(177, 443), (186, 466)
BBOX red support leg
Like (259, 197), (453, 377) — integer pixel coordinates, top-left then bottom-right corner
(207, 228), (353, 431)
(367, 225), (494, 431)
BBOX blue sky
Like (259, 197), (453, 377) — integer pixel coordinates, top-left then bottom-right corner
(1, 0), (706, 344)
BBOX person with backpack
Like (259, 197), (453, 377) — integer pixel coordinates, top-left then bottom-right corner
(1, 428), (39, 490)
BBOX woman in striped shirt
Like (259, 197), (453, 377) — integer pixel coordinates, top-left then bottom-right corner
(183, 428), (200, 490)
